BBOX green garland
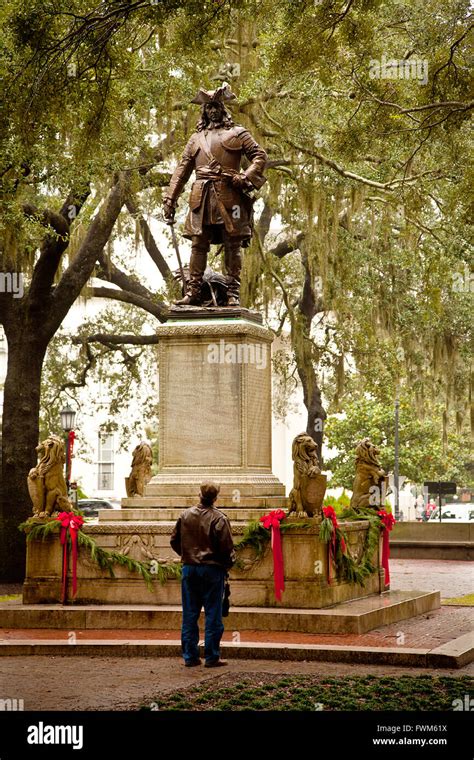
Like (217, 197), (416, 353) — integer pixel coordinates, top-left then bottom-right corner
(233, 519), (313, 570)
(19, 508), (383, 590)
(336, 508), (382, 585)
(18, 517), (181, 590)
(234, 510), (382, 587)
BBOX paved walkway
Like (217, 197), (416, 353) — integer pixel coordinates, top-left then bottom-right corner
(389, 559), (473, 599)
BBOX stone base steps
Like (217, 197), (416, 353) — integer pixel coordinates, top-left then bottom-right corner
(101, 506), (286, 522)
(119, 498), (287, 511)
(0, 635), (471, 668)
(0, 590), (440, 635)
(143, 480), (287, 498)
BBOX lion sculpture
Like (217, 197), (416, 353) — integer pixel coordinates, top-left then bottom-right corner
(126, 442), (153, 497)
(27, 435), (71, 518)
(288, 433), (327, 519)
(350, 438), (389, 510)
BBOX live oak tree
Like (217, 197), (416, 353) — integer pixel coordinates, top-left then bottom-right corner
(0, 0), (246, 580)
(0, 0), (472, 580)
(61, 0), (473, 466)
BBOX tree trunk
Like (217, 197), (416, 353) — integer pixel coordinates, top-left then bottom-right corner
(0, 318), (47, 581)
(296, 246), (327, 465)
(296, 363), (327, 465)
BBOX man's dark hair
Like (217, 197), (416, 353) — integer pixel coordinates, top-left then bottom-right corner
(200, 482), (220, 506)
(196, 102), (234, 132)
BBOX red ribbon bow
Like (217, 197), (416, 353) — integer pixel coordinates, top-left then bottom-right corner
(57, 511), (84, 602)
(260, 510), (286, 601)
(378, 510), (395, 587)
(322, 506), (346, 583)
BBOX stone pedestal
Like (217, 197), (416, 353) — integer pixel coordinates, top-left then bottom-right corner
(131, 315), (285, 507)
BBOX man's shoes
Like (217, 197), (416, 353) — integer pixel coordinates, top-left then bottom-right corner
(204, 659), (228, 668)
(184, 659), (202, 667)
(226, 295), (240, 307)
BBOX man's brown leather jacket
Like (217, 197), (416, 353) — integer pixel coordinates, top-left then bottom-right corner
(170, 505), (235, 569)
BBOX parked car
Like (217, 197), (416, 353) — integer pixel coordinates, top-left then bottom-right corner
(429, 503), (474, 523)
(77, 499), (115, 518)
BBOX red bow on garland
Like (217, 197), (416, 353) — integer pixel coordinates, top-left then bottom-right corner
(322, 506), (347, 584)
(378, 510), (395, 587)
(260, 509), (286, 601)
(57, 511), (84, 603)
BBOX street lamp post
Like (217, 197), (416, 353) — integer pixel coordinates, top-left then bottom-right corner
(394, 399), (400, 520)
(60, 405), (76, 494)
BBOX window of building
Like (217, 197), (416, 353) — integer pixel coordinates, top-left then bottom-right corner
(97, 431), (114, 490)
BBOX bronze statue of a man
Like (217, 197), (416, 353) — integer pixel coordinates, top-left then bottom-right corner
(163, 83), (267, 307)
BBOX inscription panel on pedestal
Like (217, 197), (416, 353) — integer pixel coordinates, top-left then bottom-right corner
(246, 357), (271, 468)
(161, 339), (242, 467)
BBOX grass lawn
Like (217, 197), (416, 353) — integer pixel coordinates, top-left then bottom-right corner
(0, 595), (21, 602)
(442, 593), (474, 606)
(141, 673), (473, 712)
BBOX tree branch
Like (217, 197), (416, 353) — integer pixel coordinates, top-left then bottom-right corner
(125, 196), (172, 280)
(268, 232), (306, 258)
(28, 183), (92, 303)
(45, 175), (128, 335)
(58, 342), (96, 394)
(59, 183), (91, 222)
(96, 249), (167, 306)
(90, 286), (168, 322)
(73, 333), (160, 345)
(283, 137), (442, 190)
(22, 204), (70, 237)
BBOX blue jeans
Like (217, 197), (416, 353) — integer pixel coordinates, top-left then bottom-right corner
(181, 564), (225, 664)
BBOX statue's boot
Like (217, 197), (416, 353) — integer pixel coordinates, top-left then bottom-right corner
(224, 240), (242, 307)
(174, 240), (208, 305)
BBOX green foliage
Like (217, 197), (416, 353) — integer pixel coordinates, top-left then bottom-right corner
(141, 674), (474, 712)
(233, 520), (271, 567)
(39, 305), (160, 453)
(325, 388), (472, 488)
(18, 518), (61, 541)
(235, 510), (379, 587)
(234, 518), (314, 569)
(320, 508), (381, 586)
(18, 516), (181, 589)
(323, 492), (351, 513)
(1, 2), (472, 565)
(319, 515), (334, 544)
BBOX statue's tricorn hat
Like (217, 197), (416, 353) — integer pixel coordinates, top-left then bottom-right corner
(191, 82), (236, 105)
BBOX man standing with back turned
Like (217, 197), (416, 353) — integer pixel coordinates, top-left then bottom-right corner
(170, 482), (235, 668)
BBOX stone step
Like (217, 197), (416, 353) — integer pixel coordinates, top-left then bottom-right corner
(102, 507), (284, 522)
(0, 590), (440, 635)
(0, 640), (435, 667)
(144, 480), (287, 498)
(1, 635), (468, 668)
(121, 496), (288, 509)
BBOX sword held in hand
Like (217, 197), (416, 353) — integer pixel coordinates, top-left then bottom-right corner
(165, 215), (186, 296)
